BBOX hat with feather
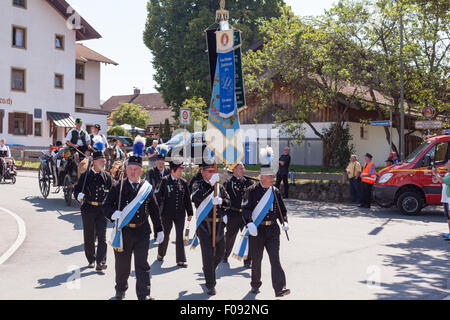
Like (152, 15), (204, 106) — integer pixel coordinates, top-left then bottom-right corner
(128, 135), (146, 167)
(259, 146), (276, 176)
(92, 136), (105, 160)
(156, 144), (169, 161)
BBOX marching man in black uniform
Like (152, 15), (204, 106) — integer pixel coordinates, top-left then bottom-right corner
(241, 147), (290, 297)
(191, 161), (230, 295)
(103, 136), (164, 300)
(155, 161), (193, 267)
(74, 138), (113, 271)
(223, 162), (254, 267)
(145, 144), (169, 188)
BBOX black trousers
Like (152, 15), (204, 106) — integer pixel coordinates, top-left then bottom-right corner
(114, 223), (151, 298)
(224, 215), (251, 265)
(360, 182), (373, 207)
(275, 173), (289, 198)
(158, 215), (186, 263)
(197, 221), (225, 290)
(249, 224), (286, 294)
(81, 205), (107, 265)
(349, 178), (361, 203)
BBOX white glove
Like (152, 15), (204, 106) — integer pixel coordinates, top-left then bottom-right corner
(223, 215), (228, 224)
(212, 196), (223, 206)
(77, 193), (85, 201)
(111, 210), (122, 221)
(281, 223), (289, 231)
(156, 231), (164, 244)
(247, 222), (258, 237)
(209, 173), (220, 186)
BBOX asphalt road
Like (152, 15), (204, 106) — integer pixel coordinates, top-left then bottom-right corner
(0, 171), (449, 300)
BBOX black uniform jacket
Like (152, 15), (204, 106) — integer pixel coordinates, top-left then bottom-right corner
(191, 179), (231, 221)
(146, 167), (170, 188)
(242, 183), (288, 225)
(155, 175), (193, 219)
(103, 179), (163, 235)
(74, 169), (113, 210)
(224, 175), (254, 217)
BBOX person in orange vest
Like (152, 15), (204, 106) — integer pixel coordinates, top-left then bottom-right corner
(359, 153), (376, 209)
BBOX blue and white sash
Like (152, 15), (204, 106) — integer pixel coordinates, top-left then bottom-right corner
(232, 188), (274, 260)
(110, 180), (152, 251)
(190, 185), (220, 250)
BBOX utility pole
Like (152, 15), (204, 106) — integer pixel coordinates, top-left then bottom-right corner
(399, 0), (405, 161)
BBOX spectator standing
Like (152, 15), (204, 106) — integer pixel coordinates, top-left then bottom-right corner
(359, 153), (376, 209)
(146, 140), (159, 168)
(346, 155), (361, 203)
(275, 147), (291, 198)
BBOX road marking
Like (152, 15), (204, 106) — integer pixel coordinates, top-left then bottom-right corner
(0, 207), (26, 265)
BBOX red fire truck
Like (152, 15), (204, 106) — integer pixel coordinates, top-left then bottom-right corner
(374, 134), (450, 215)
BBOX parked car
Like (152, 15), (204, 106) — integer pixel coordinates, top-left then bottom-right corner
(374, 134), (450, 215)
(165, 132), (208, 164)
(107, 136), (133, 153)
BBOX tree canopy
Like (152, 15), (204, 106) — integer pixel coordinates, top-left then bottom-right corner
(243, 1), (449, 167)
(110, 103), (150, 129)
(143, 0), (285, 118)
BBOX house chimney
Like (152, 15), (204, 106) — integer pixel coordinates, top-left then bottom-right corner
(133, 87), (140, 96)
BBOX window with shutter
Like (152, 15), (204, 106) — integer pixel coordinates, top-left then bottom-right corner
(0, 111), (3, 134)
(27, 113), (33, 135)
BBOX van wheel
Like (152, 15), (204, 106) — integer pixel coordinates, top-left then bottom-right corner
(397, 191), (423, 215)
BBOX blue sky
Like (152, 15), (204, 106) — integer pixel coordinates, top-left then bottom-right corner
(69, 0), (337, 101)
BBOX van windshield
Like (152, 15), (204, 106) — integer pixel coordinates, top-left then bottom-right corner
(404, 140), (432, 163)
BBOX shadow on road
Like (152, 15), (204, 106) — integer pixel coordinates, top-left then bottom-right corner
(36, 267), (97, 289)
(177, 288), (212, 300)
(59, 243), (84, 255)
(360, 233), (450, 299)
(216, 261), (251, 280)
(22, 196), (80, 214)
(286, 199), (445, 224)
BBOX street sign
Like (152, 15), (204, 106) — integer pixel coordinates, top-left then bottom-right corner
(415, 121), (442, 129)
(180, 108), (191, 126)
(422, 105), (436, 119)
(371, 120), (391, 127)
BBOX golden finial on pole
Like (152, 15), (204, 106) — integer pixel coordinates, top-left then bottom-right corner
(216, 0), (229, 22)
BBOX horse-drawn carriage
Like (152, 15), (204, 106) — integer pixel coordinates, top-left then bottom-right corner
(38, 147), (87, 206)
(38, 144), (125, 205)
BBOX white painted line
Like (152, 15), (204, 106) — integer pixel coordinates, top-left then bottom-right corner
(0, 207), (26, 265)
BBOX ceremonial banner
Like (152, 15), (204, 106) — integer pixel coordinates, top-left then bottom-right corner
(232, 188), (274, 260)
(233, 30), (246, 110)
(206, 30), (244, 170)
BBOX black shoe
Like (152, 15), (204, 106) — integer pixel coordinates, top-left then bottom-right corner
(223, 258), (228, 264)
(206, 288), (216, 296)
(87, 262), (95, 268)
(115, 291), (125, 300)
(275, 288), (291, 297)
(177, 263), (188, 268)
(96, 263), (107, 272)
(251, 287), (260, 294)
(243, 263), (251, 269)
(138, 295), (154, 300)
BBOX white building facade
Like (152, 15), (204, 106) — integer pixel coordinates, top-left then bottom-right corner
(0, 0), (117, 147)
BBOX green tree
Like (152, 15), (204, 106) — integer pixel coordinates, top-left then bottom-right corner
(107, 126), (131, 137)
(244, 6), (370, 168)
(143, 0), (285, 117)
(111, 103), (150, 129)
(162, 118), (172, 140)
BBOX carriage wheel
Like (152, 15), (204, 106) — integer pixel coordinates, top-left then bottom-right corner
(63, 175), (73, 206)
(38, 164), (50, 198)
